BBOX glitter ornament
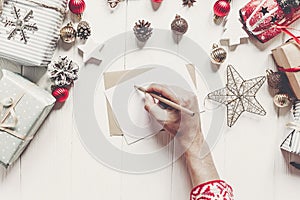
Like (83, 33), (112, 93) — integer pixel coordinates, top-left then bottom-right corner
(48, 56), (79, 87)
(151, 0), (163, 11)
(210, 43), (227, 64)
(266, 69), (290, 91)
(77, 21), (91, 40)
(273, 93), (291, 108)
(171, 14), (188, 35)
(133, 20), (153, 42)
(52, 87), (69, 103)
(60, 22), (77, 43)
(213, 0), (231, 19)
(266, 70), (283, 89)
(69, 0), (86, 20)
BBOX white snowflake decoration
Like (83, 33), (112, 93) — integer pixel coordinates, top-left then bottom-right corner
(2, 4), (38, 44)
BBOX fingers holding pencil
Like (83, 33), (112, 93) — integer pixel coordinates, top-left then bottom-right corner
(141, 83), (202, 140)
(136, 84), (195, 116)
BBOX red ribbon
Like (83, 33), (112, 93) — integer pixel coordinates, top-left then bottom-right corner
(276, 24), (300, 45)
(278, 66), (300, 72)
(274, 11), (300, 45)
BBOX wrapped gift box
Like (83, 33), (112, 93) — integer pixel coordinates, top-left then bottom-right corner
(0, 0), (67, 66)
(240, 0), (300, 43)
(272, 40), (300, 99)
(0, 69), (55, 167)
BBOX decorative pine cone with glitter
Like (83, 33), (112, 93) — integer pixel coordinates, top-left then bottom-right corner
(182, 0), (196, 7)
(77, 21), (91, 40)
(133, 20), (153, 42)
(48, 56), (79, 87)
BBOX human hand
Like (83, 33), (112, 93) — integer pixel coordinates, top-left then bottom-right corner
(144, 83), (203, 150)
(144, 83), (219, 186)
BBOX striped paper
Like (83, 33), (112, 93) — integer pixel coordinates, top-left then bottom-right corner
(0, 0), (67, 66)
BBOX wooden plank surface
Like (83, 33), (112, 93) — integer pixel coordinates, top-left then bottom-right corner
(0, 0), (300, 200)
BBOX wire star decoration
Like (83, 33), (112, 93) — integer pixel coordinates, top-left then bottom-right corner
(2, 4), (38, 44)
(207, 65), (266, 127)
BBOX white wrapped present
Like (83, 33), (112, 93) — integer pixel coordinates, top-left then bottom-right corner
(0, 69), (55, 167)
(0, 0), (67, 66)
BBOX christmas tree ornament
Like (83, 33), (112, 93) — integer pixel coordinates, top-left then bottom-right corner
(151, 0), (163, 11)
(273, 93), (291, 108)
(182, 0), (196, 7)
(171, 15), (188, 35)
(48, 56), (79, 87)
(266, 70), (284, 90)
(213, 0), (231, 21)
(2, 4), (38, 44)
(78, 39), (104, 63)
(210, 43), (227, 64)
(77, 21), (91, 40)
(52, 87), (69, 103)
(266, 69), (291, 94)
(69, 0), (86, 20)
(60, 22), (77, 43)
(207, 65), (266, 127)
(220, 12), (249, 47)
(133, 20), (153, 42)
(240, 0), (300, 43)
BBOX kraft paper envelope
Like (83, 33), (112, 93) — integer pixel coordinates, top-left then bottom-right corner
(104, 64), (197, 136)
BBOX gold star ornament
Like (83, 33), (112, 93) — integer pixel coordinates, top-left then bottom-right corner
(207, 65), (266, 127)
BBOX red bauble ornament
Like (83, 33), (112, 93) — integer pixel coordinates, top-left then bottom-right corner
(69, 0), (86, 16)
(52, 87), (69, 103)
(213, 0), (230, 17)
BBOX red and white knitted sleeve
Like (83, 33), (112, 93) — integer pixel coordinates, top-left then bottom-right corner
(190, 180), (234, 200)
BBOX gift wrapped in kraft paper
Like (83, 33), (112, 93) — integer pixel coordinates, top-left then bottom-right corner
(0, 0), (67, 66)
(0, 69), (55, 168)
(272, 40), (300, 99)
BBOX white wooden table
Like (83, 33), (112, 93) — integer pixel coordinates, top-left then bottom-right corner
(1, 0), (300, 199)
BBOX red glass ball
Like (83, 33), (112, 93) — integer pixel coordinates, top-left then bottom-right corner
(52, 87), (69, 103)
(69, 0), (86, 15)
(213, 0), (230, 17)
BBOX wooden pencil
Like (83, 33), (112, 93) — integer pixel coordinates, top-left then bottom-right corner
(134, 85), (195, 116)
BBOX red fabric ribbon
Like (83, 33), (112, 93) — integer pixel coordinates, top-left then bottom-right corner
(278, 66), (300, 72)
(276, 24), (300, 45)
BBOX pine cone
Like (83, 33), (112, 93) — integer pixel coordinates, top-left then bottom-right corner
(133, 20), (153, 42)
(48, 56), (79, 87)
(77, 21), (91, 40)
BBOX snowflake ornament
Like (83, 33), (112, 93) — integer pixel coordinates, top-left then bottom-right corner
(48, 56), (79, 87)
(2, 4), (38, 44)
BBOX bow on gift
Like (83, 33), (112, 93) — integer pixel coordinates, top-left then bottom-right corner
(0, 94), (30, 141)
